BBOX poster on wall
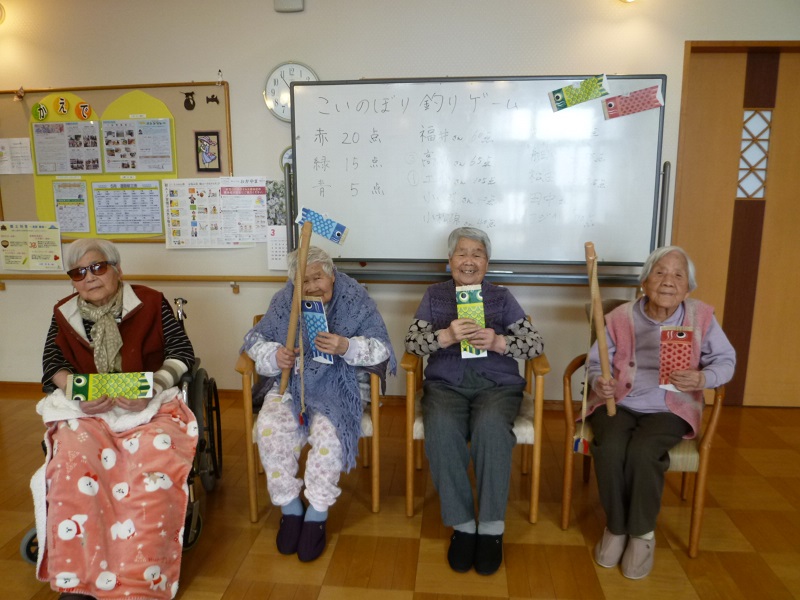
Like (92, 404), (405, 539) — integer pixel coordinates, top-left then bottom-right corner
(102, 118), (174, 173)
(163, 178), (228, 248)
(220, 176), (269, 243)
(53, 180), (90, 233)
(0, 138), (34, 174)
(0, 221), (63, 271)
(91, 181), (163, 235)
(31, 121), (101, 175)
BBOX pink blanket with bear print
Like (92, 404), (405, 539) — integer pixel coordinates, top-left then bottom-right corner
(32, 389), (197, 599)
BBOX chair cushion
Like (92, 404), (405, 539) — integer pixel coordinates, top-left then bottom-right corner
(573, 420), (699, 472)
(361, 411), (373, 437)
(413, 391), (536, 445)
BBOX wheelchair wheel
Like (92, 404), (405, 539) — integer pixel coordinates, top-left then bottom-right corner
(20, 528), (38, 565)
(191, 368), (221, 492)
(182, 510), (203, 550)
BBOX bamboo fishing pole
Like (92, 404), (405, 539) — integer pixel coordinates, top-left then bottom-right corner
(584, 242), (616, 417)
(279, 221), (313, 395)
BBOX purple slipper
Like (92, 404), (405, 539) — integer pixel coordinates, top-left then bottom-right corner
(297, 519), (327, 562)
(276, 513), (304, 555)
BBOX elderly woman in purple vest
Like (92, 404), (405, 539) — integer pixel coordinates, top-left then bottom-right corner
(404, 227), (544, 576)
(587, 246), (735, 579)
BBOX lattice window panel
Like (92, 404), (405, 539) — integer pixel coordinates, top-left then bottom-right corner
(738, 110), (771, 199)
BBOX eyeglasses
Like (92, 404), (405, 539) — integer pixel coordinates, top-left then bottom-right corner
(66, 261), (116, 282)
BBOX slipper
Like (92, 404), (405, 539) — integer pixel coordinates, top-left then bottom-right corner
(297, 519), (327, 562)
(276, 513), (305, 555)
(474, 533), (503, 576)
(447, 530), (477, 573)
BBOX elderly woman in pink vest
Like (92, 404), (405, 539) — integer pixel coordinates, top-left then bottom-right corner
(586, 246), (735, 579)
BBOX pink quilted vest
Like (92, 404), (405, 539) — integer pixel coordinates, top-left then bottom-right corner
(586, 298), (714, 439)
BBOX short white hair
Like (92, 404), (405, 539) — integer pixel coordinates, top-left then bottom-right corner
(639, 246), (697, 291)
(447, 227), (491, 259)
(63, 239), (121, 270)
(287, 246), (335, 281)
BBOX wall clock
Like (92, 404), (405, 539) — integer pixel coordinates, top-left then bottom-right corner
(263, 61), (319, 122)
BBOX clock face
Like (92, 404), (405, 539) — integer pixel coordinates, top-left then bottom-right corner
(263, 62), (318, 122)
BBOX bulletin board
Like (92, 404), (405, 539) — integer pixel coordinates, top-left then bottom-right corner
(291, 75), (666, 265)
(0, 81), (233, 240)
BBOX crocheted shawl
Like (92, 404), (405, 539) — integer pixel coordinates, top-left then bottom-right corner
(244, 270), (396, 471)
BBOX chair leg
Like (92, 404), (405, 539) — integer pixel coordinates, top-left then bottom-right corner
(521, 444), (531, 475)
(361, 437), (371, 468)
(561, 443), (574, 530)
(244, 415), (259, 524)
(689, 469), (708, 558)
(370, 396), (380, 514)
(529, 440), (541, 523)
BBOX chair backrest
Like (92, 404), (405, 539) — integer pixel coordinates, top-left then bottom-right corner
(584, 298), (629, 344)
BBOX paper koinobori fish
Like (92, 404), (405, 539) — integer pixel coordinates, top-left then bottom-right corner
(658, 326), (693, 391)
(66, 372), (154, 402)
(456, 284), (487, 359)
(302, 296), (334, 364)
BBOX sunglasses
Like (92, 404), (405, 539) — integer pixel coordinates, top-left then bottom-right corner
(66, 261), (116, 282)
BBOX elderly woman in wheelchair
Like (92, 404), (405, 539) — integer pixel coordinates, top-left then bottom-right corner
(31, 238), (199, 600)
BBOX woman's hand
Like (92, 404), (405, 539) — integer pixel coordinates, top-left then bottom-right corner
(670, 369), (706, 392)
(466, 327), (506, 353)
(115, 397), (151, 412)
(276, 345), (299, 370)
(78, 395), (115, 415)
(314, 331), (349, 356)
(438, 318), (481, 347)
(593, 376), (616, 399)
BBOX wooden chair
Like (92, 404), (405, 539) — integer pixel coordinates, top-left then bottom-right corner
(400, 349), (551, 523)
(561, 352), (725, 558)
(235, 314), (382, 523)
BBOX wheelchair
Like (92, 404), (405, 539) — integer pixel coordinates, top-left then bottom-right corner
(20, 296), (223, 563)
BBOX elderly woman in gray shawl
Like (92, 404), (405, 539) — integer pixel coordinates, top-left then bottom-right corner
(242, 246), (395, 563)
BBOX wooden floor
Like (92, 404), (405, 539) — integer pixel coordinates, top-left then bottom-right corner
(3, 387), (800, 600)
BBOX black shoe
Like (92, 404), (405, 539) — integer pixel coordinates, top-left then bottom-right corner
(276, 513), (304, 555)
(447, 530), (477, 573)
(297, 519), (327, 562)
(474, 533), (503, 575)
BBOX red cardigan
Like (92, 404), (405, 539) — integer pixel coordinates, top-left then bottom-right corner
(53, 284), (166, 374)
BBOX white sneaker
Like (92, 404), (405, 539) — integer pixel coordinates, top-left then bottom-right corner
(593, 528), (627, 568)
(621, 536), (655, 579)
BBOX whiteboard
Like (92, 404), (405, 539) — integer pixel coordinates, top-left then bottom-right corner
(291, 75), (666, 264)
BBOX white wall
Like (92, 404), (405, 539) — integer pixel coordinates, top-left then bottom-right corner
(1, 0), (798, 397)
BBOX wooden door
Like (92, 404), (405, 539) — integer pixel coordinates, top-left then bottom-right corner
(673, 42), (800, 406)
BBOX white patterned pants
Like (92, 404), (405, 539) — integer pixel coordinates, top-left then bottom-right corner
(255, 386), (343, 512)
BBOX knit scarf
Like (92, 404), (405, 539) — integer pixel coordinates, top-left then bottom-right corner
(243, 270), (396, 471)
(78, 284), (124, 373)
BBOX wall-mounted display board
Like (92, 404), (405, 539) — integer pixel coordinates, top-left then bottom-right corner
(0, 82), (232, 240)
(291, 75), (666, 265)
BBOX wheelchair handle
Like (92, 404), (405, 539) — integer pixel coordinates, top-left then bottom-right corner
(174, 297), (188, 323)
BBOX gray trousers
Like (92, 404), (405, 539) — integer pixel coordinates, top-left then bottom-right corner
(588, 405), (691, 536)
(422, 368), (524, 526)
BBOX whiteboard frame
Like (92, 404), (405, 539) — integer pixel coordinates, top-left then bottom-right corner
(290, 74), (666, 268)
